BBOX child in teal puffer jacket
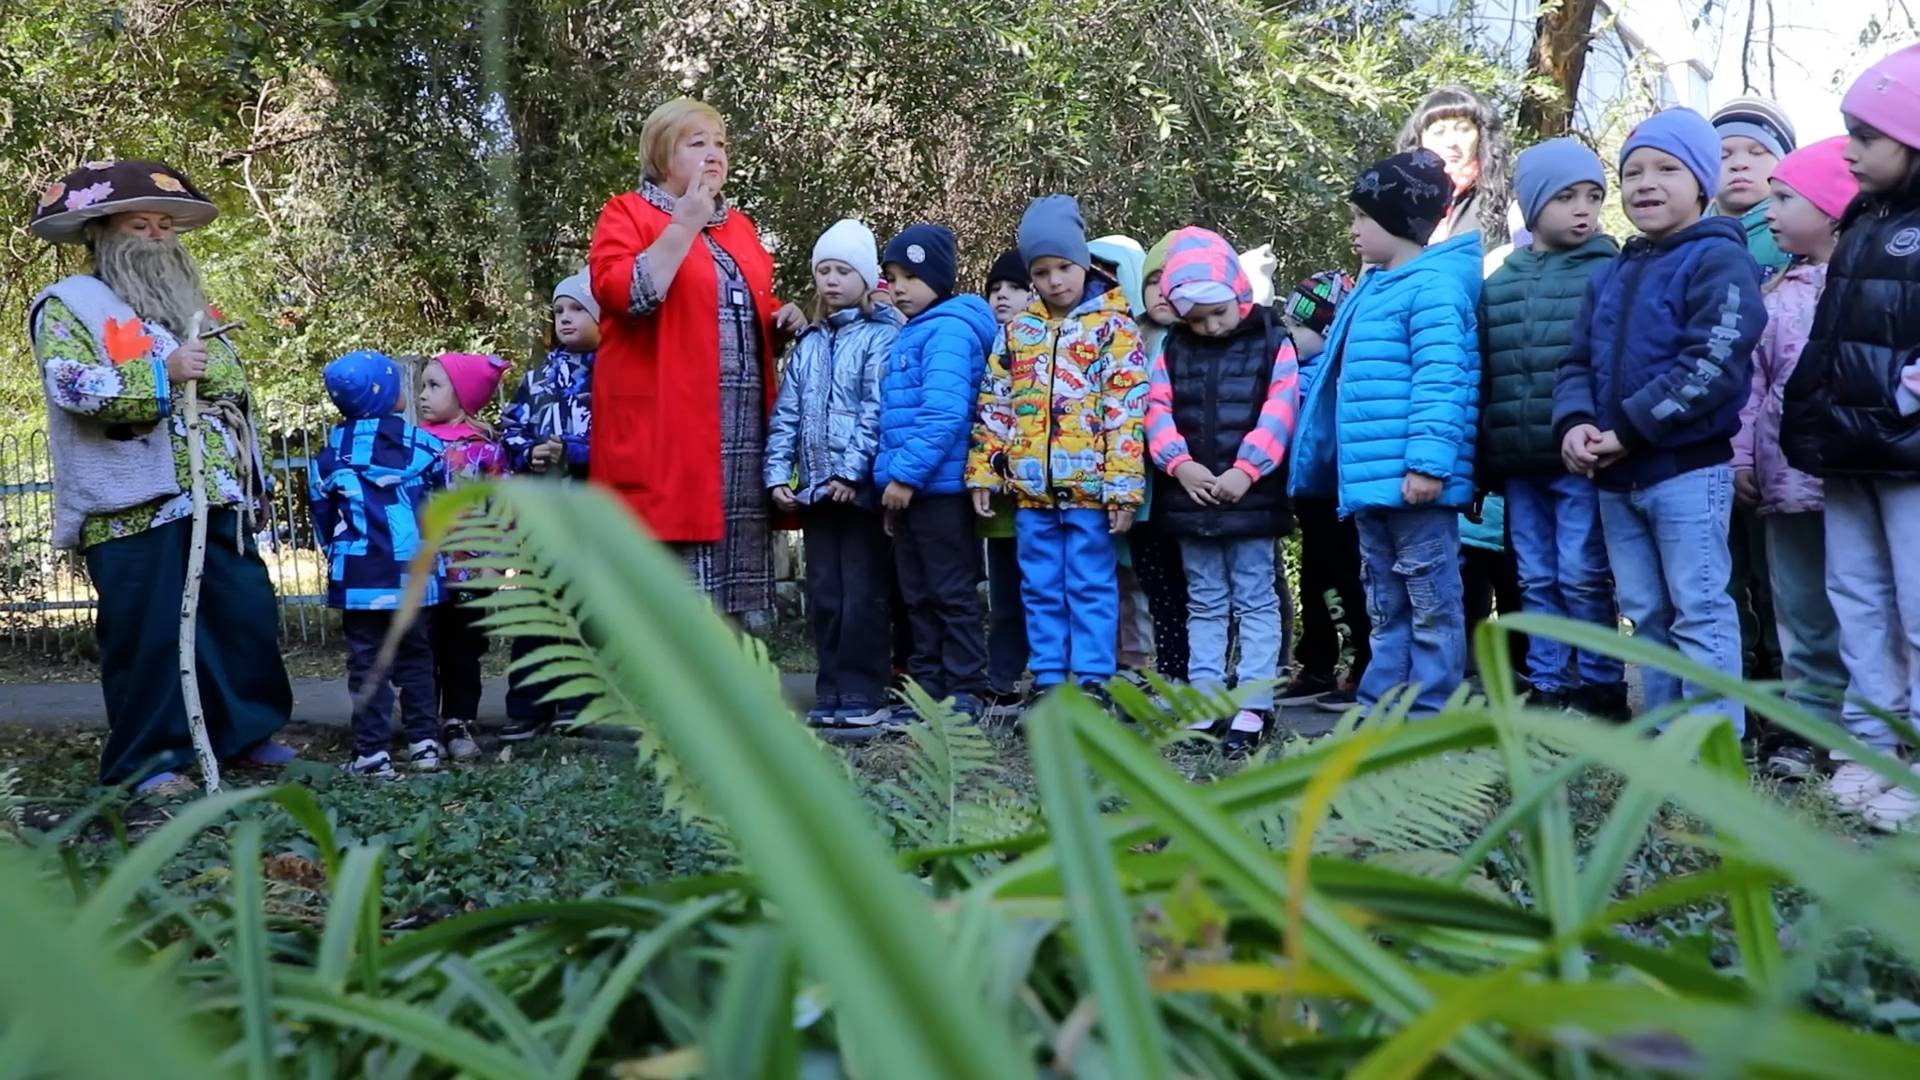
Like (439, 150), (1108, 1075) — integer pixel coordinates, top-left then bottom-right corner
(1290, 149), (1482, 717)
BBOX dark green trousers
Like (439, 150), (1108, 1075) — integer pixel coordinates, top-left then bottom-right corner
(84, 510), (293, 785)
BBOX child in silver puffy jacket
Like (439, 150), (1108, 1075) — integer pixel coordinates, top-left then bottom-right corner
(766, 219), (903, 728)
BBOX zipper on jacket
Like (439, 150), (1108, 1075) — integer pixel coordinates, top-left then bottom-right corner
(1044, 322), (1063, 503)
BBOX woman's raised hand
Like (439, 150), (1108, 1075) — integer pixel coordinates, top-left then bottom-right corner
(671, 178), (717, 232)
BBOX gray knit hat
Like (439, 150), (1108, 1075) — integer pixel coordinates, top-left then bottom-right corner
(1710, 96), (1797, 159)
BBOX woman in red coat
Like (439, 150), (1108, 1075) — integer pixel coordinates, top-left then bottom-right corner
(589, 97), (805, 614)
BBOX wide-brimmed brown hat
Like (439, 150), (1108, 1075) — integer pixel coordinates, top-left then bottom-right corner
(28, 159), (217, 244)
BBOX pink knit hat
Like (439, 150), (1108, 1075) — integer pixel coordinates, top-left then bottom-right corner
(1771, 136), (1861, 220)
(1843, 44), (1920, 152)
(431, 352), (510, 416)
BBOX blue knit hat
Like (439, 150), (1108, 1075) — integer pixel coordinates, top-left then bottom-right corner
(1514, 137), (1608, 228)
(324, 350), (405, 420)
(1619, 107), (1722, 202)
(1017, 194), (1091, 269)
(882, 223), (958, 297)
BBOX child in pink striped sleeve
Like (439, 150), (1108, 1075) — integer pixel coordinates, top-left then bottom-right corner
(1143, 227), (1300, 752)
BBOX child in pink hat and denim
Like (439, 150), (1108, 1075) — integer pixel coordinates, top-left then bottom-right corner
(418, 351), (510, 763)
(1732, 136), (1858, 781)
(1781, 45), (1920, 829)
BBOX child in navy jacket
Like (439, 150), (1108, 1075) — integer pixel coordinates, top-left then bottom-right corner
(1554, 108), (1766, 734)
(496, 272), (598, 741)
(310, 350), (450, 778)
(875, 223), (998, 715)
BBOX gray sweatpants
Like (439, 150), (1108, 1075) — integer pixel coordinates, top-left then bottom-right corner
(1823, 478), (1920, 751)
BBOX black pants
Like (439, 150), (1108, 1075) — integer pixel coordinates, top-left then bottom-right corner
(430, 598), (488, 721)
(893, 493), (988, 700)
(342, 610), (438, 757)
(1729, 506), (1782, 679)
(505, 632), (593, 723)
(803, 503), (891, 710)
(1128, 529), (1190, 682)
(1461, 544), (1529, 680)
(887, 549), (912, 674)
(1293, 498), (1370, 681)
(85, 510), (292, 785)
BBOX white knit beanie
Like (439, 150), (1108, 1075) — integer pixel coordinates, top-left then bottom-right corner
(811, 218), (881, 291)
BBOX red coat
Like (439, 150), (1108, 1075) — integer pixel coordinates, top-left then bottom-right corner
(587, 192), (779, 542)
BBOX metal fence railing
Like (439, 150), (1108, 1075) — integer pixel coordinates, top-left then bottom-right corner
(0, 406), (336, 653)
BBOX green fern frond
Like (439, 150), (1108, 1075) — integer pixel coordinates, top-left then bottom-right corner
(433, 500), (736, 858)
(883, 683), (1031, 849)
(1245, 696), (1504, 856)
(0, 767), (20, 843)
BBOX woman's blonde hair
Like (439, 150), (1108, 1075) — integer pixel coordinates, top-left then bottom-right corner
(641, 97), (726, 184)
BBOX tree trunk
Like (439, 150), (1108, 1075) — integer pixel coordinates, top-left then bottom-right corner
(1520, 0), (1603, 135)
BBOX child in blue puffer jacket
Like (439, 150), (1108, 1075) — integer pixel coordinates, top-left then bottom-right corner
(1290, 149), (1482, 717)
(874, 223), (998, 716)
(768, 219), (902, 729)
(1554, 108), (1766, 735)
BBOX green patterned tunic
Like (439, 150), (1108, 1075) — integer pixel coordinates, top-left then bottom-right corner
(33, 298), (256, 549)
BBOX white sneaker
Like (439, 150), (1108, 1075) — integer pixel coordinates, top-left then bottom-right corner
(1862, 765), (1920, 833)
(406, 739), (444, 772)
(347, 752), (398, 779)
(444, 722), (480, 762)
(839, 704), (897, 728)
(1827, 761), (1895, 811)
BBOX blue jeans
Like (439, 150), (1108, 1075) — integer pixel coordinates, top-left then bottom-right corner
(1016, 508), (1118, 687)
(1180, 537), (1288, 711)
(1355, 508), (1466, 715)
(1596, 465), (1743, 734)
(985, 536), (1028, 693)
(1505, 472), (1624, 693)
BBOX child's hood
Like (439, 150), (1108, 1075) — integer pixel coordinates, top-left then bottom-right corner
(805, 300), (904, 341)
(322, 418), (443, 489)
(1088, 236), (1147, 317)
(911, 293), (999, 352)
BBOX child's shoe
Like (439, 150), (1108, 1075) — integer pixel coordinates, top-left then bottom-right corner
(1570, 682), (1631, 724)
(444, 721), (481, 762)
(949, 693), (985, 722)
(1314, 685), (1359, 714)
(807, 696), (842, 728)
(1827, 760), (1896, 811)
(1764, 742), (1816, 781)
(1277, 671), (1338, 706)
(347, 752), (399, 780)
(839, 703), (898, 729)
(1222, 710), (1271, 757)
(983, 689), (1027, 721)
(1861, 766), (1920, 832)
(499, 714), (552, 742)
(1526, 687), (1574, 712)
(406, 739), (444, 773)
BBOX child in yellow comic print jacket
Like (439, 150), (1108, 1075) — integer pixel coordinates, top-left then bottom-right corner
(968, 195), (1148, 697)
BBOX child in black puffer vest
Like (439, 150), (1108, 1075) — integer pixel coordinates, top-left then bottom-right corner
(1781, 43), (1920, 831)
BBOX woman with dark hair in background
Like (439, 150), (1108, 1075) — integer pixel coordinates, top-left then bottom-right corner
(1397, 85), (1514, 247)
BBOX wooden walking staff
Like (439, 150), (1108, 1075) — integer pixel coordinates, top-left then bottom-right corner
(177, 311), (221, 793)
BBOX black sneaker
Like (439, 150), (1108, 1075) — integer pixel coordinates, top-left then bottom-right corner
(1221, 709), (1271, 757)
(498, 714), (553, 742)
(1765, 742), (1816, 780)
(1277, 672), (1338, 705)
(1314, 686), (1359, 714)
(1527, 688), (1574, 711)
(1570, 682), (1631, 724)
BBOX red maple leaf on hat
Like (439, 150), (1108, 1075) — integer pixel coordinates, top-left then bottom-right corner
(103, 318), (154, 365)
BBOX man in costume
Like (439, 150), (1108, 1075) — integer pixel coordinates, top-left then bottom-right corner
(27, 159), (294, 797)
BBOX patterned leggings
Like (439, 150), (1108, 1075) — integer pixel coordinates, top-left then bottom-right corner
(1129, 530), (1190, 683)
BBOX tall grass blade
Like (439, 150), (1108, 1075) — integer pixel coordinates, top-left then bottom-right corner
(1026, 690), (1173, 1078)
(229, 821), (277, 1080)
